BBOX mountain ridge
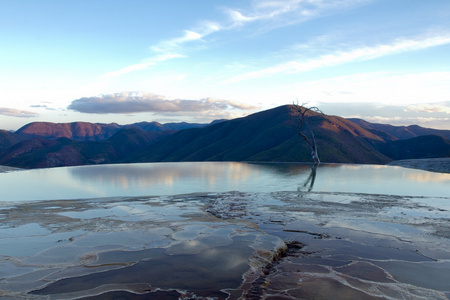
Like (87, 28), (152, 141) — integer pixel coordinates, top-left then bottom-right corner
(126, 106), (391, 164)
(1, 105), (449, 169)
(348, 118), (450, 140)
(15, 120), (217, 141)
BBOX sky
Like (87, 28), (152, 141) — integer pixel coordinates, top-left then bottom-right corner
(1, 0), (450, 131)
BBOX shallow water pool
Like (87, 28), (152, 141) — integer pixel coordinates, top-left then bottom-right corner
(1, 162), (449, 202)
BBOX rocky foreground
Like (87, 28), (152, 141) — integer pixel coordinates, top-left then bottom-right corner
(1, 190), (449, 299)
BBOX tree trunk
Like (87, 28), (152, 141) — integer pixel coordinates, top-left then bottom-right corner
(291, 104), (322, 164)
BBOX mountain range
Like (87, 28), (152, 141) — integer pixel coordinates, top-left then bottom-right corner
(14, 120), (215, 141)
(1, 105), (449, 169)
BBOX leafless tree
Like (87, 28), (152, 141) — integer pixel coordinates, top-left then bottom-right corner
(291, 104), (323, 165)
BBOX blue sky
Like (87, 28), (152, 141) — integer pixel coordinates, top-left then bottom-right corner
(1, 0), (450, 130)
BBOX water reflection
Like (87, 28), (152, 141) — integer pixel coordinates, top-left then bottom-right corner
(298, 164), (318, 192)
(405, 171), (450, 183)
(0, 162), (449, 202)
(69, 162), (256, 191)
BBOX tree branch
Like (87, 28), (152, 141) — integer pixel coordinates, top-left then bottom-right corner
(291, 103), (322, 164)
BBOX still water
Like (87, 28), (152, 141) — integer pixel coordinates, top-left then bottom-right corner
(1, 162), (449, 202)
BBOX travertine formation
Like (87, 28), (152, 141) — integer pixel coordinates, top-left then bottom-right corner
(1, 190), (449, 299)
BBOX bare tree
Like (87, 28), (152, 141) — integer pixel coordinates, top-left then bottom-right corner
(291, 104), (323, 165)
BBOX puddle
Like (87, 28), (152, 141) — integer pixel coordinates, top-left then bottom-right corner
(31, 235), (254, 299)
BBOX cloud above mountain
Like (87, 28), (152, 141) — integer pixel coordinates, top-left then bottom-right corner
(67, 92), (258, 115)
(0, 108), (39, 118)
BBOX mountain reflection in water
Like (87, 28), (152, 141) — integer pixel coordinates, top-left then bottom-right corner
(0, 162), (449, 202)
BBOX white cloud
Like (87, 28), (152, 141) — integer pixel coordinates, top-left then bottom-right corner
(0, 108), (39, 118)
(226, 9), (258, 24)
(406, 102), (450, 114)
(67, 91), (258, 115)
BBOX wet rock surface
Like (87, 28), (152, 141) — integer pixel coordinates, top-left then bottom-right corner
(0, 191), (449, 299)
(208, 191), (450, 299)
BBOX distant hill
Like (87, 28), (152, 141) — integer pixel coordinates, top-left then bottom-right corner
(15, 120), (216, 142)
(379, 135), (450, 160)
(0, 136), (122, 168)
(126, 121), (209, 132)
(0, 130), (26, 151)
(108, 128), (175, 158)
(127, 105), (390, 164)
(0, 128), (173, 168)
(16, 122), (121, 141)
(1, 105), (449, 169)
(348, 118), (450, 140)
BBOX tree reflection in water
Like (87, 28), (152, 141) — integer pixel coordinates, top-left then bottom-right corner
(298, 164), (318, 192)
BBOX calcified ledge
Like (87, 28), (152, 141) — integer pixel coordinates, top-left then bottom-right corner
(0, 191), (449, 299)
(0, 166), (21, 173)
(388, 157), (450, 173)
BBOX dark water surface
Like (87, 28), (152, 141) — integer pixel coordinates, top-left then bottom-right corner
(1, 162), (449, 201)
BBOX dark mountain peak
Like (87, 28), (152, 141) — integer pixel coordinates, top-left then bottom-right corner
(244, 104), (300, 119)
(128, 105), (390, 164)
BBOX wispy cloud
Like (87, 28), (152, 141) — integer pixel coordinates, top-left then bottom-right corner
(224, 34), (450, 83)
(225, 0), (371, 29)
(104, 62), (156, 78)
(30, 104), (57, 111)
(151, 24), (221, 54)
(67, 91), (258, 114)
(105, 0), (367, 79)
(103, 53), (186, 78)
(406, 102), (450, 115)
(0, 108), (39, 118)
(103, 27), (215, 79)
